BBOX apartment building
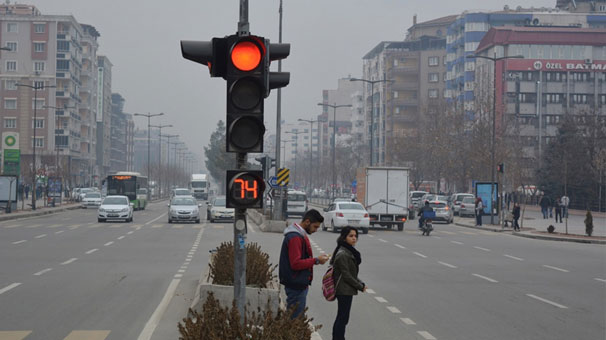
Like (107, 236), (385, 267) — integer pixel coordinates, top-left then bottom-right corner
(556, 0), (606, 13)
(79, 23), (99, 185)
(95, 55), (112, 179)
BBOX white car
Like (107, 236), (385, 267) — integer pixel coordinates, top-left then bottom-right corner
(208, 196), (234, 223)
(322, 201), (370, 234)
(81, 192), (103, 208)
(287, 190), (308, 217)
(78, 188), (95, 202)
(168, 196), (201, 224)
(171, 188), (192, 198)
(98, 195), (133, 223)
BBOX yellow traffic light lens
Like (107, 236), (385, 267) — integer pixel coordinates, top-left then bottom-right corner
(231, 41), (262, 71)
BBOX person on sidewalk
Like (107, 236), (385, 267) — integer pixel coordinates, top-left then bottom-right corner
(554, 197), (563, 223)
(25, 184), (30, 199)
(331, 226), (366, 340)
(475, 197), (483, 226)
(279, 209), (329, 318)
(512, 203), (521, 231)
(561, 195), (570, 218)
(539, 195), (550, 219)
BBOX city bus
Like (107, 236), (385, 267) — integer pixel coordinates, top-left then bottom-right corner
(105, 171), (148, 210)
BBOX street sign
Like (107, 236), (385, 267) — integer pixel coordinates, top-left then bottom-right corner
(277, 168), (290, 187)
(269, 176), (278, 188)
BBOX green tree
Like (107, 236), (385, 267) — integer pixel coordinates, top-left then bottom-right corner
(204, 121), (236, 192)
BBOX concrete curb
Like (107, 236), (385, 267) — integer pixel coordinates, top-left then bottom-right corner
(0, 204), (81, 222)
(511, 231), (606, 245)
(454, 222), (507, 232)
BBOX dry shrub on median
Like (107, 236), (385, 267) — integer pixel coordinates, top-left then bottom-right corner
(178, 292), (320, 340)
(208, 241), (277, 288)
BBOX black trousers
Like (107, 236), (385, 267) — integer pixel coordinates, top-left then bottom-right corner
(332, 295), (353, 340)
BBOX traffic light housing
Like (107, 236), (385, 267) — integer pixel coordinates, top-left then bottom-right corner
(497, 163), (504, 173)
(181, 38), (228, 78)
(226, 170), (265, 208)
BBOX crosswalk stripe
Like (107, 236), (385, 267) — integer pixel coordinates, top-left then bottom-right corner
(172, 225), (184, 229)
(0, 331), (32, 339)
(151, 224), (163, 228)
(3, 224), (20, 228)
(439, 230), (457, 235)
(26, 224), (41, 228)
(109, 224), (122, 228)
(63, 330), (110, 340)
(48, 224), (62, 228)
(132, 224), (144, 228)
(213, 225), (225, 229)
(192, 225), (203, 229)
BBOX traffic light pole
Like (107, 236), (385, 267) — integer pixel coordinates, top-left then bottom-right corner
(273, 0), (285, 221)
(234, 152), (247, 320)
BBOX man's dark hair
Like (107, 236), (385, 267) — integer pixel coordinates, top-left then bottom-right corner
(302, 209), (324, 224)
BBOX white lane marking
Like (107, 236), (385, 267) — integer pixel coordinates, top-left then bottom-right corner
(504, 254), (524, 261)
(542, 265), (569, 273)
(394, 244), (406, 249)
(418, 331), (437, 340)
(0, 283), (21, 295)
(61, 258), (78, 265)
(85, 248), (99, 254)
(174, 274), (183, 278)
(12, 240), (27, 245)
(117, 236), (125, 240)
(104, 241), (114, 246)
(375, 296), (388, 303)
(137, 278), (181, 340)
(438, 261), (458, 269)
(33, 268), (53, 276)
(451, 240), (463, 245)
(55, 230), (65, 234)
(365, 288), (376, 294)
(594, 278), (606, 283)
(172, 225), (184, 229)
(473, 246), (491, 252)
(400, 317), (416, 325)
(526, 294), (568, 309)
(178, 269), (186, 273)
(367, 235), (375, 238)
(151, 224), (163, 228)
(413, 252), (427, 258)
(432, 236), (442, 239)
(378, 238), (388, 243)
(127, 231), (134, 235)
(34, 234), (47, 239)
(317, 248), (324, 253)
(145, 212), (167, 225)
(472, 273), (499, 283)
(386, 306), (401, 313)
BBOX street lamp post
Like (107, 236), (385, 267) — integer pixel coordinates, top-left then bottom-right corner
(285, 130), (304, 189)
(160, 134), (179, 195)
(44, 105), (76, 202)
(317, 103), (352, 200)
(150, 123), (172, 198)
(134, 113), (163, 199)
(298, 118), (318, 195)
(350, 77), (393, 166)
(467, 53), (523, 225)
(17, 81), (56, 210)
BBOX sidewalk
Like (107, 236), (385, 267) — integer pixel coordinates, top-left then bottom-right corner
(454, 218), (606, 245)
(0, 197), (80, 222)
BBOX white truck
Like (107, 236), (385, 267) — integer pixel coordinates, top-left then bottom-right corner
(189, 174), (209, 200)
(356, 167), (410, 231)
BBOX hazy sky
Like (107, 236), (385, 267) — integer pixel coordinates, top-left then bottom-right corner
(27, 0), (554, 168)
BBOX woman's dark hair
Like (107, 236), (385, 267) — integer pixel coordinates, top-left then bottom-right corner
(331, 227), (358, 261)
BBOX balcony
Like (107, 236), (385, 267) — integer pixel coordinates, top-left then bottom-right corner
(388, 66), (419, 76)
(391, 82), (418, 91)
(545, 104), (564, 115)
(388, 97), (418, 107)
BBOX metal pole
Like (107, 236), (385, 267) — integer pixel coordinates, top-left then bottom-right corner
(158, 129), (162, 197)
(309, 120), (313, 194)
(491, 52), (496, 225)
(537, 80), (542, 169)
(238, 0), (249, 36)
(273, 0), (284, 221)
(234, 152), (247, 320)
(370, 82), (374, 167)
(32, 85), (38, 210)
(333, 105), (337, 200)
(147, 116), (151, 198)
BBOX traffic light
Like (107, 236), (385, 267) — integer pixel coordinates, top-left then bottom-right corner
(226, 170), (265, 208)
(497, 163), (504, 173)
(181, 38), (228, 78)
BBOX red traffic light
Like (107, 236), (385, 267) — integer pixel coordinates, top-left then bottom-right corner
(231, 41), (262, 71)
(226, 171), (265, 208)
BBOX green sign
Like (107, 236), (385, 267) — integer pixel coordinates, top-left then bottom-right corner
(3, 149), (20, 176)
(4, 134), (16, 147)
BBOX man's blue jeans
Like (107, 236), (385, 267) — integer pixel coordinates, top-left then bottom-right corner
(285, 287), (308, 319)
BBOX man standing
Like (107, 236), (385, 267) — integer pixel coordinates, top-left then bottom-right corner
(539, 195), (550, 219)
(279, 209), (329, 318)
(561, 195), (570, 218)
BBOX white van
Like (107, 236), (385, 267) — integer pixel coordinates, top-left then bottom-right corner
(287, 190), (308, 217)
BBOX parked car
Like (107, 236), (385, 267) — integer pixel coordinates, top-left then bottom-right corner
(171, 188), (192, 198)
(287, 190), (308, 217)
(322, 201), (370, 234)
(409, 191), (428, 219)
(208, 196), (234, 223)
(98, 195), (133, 223)
(168, 196), (201, 223)
(450, 193), (475, 216)
(81, 192), (103, 208)
(428, 200), (453, 224)
(71, 188), (81, 201)
(78, 188), (95, 202)
(459, 197), (476, 217)
(332, 197), (351, 203)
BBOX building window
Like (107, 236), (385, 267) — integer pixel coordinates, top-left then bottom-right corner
(519, 93), (537, 103)
(599, 95), (606, 107)
(428, 56), (439, 66)
(57, 40), (70, 52)
(393, 59), (398, 66)
(4, 118), (17, 128)
(4, 80), (17, 90)
(395, 107), (400, 114)
(34, 61), (45, 72)
(33, 137), (44, 148)
(33, 42), (45, 53)
(571, 94), (588, 104)
(545, 94), (563, 104)
(6, 60), (17, 72)
(4, 99), (17, 109)
(428, 73), (439, 83)
(6, 22), (18, 33)
(5, 42), (17, 52)
(32, 118), (44, 129)
(393, 91), (399, 98)
(33, 81), (44, 89)
(571, 72), (589, 82)
(57, 60), (69, 71)
(34, 23), (45, 33)
(32, 99), (45, 110)
(428, 89), (439, 98)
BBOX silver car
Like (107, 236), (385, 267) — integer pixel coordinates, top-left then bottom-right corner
(98, 195), (133, 223)
(81, 192), (103, 208)
(429, 200), (454, 224)
(459, 197), (476, 217)
(168, 197), (201, 223)
(450, 193), (475, 216)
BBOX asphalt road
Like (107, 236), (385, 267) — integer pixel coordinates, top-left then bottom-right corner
(1, 205), (604, 340)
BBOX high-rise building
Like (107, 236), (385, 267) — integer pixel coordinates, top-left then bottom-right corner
(96, 55), (112, 179)
(79, 23), (99, 185)
(109, 93), (127, 173)
(556, 0), (606, 13)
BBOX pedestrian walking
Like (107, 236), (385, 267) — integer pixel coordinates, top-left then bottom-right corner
(25, 184), (30, 199)
(18, 183), (23, 201)
(330, 227), (366, 340)
(561, 195), (570, 218)
(539, 195), (550, 219)
(554, 197), (563, 223)
(512, 203), (521, 231)
(279, 209), (329, 318)
(548, 196), (554, 218)
(475, 197), (483, 226)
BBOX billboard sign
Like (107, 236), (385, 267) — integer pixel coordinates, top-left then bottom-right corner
(475, 182), (498, 215)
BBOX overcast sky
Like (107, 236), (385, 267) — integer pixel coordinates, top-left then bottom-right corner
(27, 0), (554, 169)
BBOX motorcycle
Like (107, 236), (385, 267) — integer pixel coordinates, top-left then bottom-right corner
(420, 211), (435, 236)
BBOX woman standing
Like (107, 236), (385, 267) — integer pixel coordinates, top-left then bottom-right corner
(475, 197), (484, 226)
(331, 227), (366, 340)
(512, 203), (521, 231)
